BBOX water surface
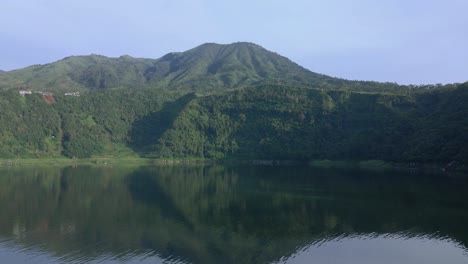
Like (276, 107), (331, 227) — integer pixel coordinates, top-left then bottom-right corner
(0, 165), (467, 263)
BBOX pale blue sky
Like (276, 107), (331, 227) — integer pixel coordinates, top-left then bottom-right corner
(1, 0), (467, 84)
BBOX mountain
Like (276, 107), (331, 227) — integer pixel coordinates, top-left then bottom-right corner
(143, 42), (333, 90)
(0, 42), (309, 92)
(0, 42), (466, 165)
(0, 42), (417, 93)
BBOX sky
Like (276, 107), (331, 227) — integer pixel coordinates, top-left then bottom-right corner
(1, 0), (467, 85)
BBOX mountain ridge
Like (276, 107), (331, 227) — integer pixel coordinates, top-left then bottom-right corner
(0, 42), (423, 94)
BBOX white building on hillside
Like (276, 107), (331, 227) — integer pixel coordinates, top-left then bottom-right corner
(19, 90), (32, 96)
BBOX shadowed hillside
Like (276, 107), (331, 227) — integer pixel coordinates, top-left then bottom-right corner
(0, 83), (466, 163)
(151, 83), (468, 164)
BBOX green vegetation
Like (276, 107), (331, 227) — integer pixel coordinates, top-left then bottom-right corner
(0, 89), (183, 158)
(151, 84), (468, 164)
(0, 83), (466, 165)
(0, 42), (466, 164)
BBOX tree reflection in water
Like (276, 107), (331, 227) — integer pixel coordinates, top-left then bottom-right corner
(0, 165), (467, 263)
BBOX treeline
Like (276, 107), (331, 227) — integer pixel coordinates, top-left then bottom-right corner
(0, 83), (466, 164)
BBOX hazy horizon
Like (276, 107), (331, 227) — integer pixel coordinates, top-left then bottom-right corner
(1, 0), (467, 85)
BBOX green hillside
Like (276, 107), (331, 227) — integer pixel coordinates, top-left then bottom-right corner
(0, 42), (445, 94)
(0, 89), (182, 158)
(150, 84), (468, 163)
(0, 55), (155, 93)
(0, 42), (316, 92)
(0, 83), (466, 165)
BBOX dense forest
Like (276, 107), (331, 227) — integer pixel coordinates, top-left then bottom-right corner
(0, 83), (466, 164)
(0, 42), (466, 164)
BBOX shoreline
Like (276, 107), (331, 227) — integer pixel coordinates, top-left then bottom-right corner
(0, 158), (465, 173)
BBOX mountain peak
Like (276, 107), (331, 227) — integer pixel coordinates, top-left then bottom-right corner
(196, 41), (262, 48)
(119, 55), (135, 60)
(192, 42), (266, 52)
(230, 41), (264, 47)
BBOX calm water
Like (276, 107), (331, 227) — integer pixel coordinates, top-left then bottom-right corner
(0, 165), (467, 263)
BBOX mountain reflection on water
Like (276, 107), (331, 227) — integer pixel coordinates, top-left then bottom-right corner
(0, 165), (467, 264)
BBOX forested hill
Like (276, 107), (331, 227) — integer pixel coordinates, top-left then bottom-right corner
(0, 42), (451, 94)
(0, 82), (466, 164)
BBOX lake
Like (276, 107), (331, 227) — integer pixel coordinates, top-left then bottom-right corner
(0, 165), (467, 263)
